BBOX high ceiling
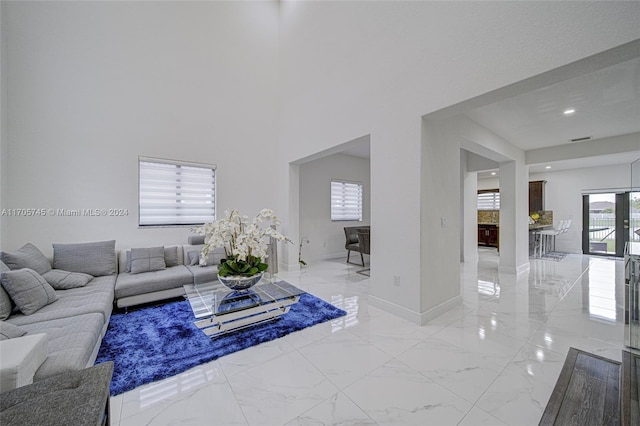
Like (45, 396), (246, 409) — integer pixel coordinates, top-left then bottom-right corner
(466, 58), (640, 152)
(337, 48), (640, 175)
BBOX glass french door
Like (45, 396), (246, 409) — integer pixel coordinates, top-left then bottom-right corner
(582, 192), (630, 257)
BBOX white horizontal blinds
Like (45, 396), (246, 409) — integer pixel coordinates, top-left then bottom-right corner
(139, 158), (216, 226)
(477, 191), (500, 210)
(331, 180), (363, 221)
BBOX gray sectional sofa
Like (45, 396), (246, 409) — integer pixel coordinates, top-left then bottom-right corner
(0, 241), (117, 389)
(0, 236), (224, 392)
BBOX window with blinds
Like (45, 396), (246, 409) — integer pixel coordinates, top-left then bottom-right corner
(139, 157), (216, 226)
(331, 180), (363, 221)
(477, 190), (500, 210)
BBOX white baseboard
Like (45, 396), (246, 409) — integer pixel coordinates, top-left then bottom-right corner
(369, 294), (462, 326)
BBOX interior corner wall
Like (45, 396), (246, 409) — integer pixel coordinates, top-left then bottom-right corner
(299, 153), (371, 263)
(2, 1), (280, 255)
(421, 119), (462, 320)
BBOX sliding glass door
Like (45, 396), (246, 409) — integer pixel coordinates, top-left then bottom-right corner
(582, 192), (630, 257)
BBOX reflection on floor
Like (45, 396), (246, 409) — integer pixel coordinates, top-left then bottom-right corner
(109, 247), (628, 426)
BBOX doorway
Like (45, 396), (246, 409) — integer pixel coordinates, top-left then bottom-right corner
(582, 192), (631, 257)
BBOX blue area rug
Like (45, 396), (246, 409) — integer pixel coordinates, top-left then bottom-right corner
(96, 291), (346, 396)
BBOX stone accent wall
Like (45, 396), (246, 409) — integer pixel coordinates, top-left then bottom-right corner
(478, 210), (553, 225)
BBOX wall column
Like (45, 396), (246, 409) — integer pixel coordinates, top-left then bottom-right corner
(498, 160), (530, 274)
(462, 152), (479, 263)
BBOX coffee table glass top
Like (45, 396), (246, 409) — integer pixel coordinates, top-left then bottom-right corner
(184, 279), (305, 320)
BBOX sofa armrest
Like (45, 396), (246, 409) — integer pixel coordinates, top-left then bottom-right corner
(0, 333), (49, 392)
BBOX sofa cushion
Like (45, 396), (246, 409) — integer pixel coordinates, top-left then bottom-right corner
(0, 261), (12, 321)
(187, 235), (205, 245)
(18, 313), (105, 381)
(5, 275), (115, 327)
(0, 321), (26, 340)
(130, 247), (166, 274)
(1, 270), (56, 316)
(52, 240), (116, 277)
(42, 270), (93, 290)
(164, 246), (179, 267)
(0, 243), (52, 275)
(0, 285), (12, 321)
(1, 269), (58, 315)
(186, 248), (224, 266)
(124, 246), (179, 273)
(185, 265), (219, 285)
(115, 265), (193, 299)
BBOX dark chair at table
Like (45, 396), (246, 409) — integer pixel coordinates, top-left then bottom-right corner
(344, 226), (370, 266)
(356, 228), (370, 276)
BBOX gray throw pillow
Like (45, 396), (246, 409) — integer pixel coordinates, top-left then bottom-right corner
(187, 235), (206, 245)
(0, 261), (12, 320)
(126, 247), (179, 271)
(164, 246), (179, 267)
(0, 243), (52, 275)
(130, 247), (166, 274)
(0, 282), (12, 321)
(42, 269), (93, 290)
(52, 240), (116, 276)
(0, 321), (27, 341)
(0, 269), (58, 315)
(187, 250), (224, 267)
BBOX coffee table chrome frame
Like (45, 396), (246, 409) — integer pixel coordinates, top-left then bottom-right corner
(194, 295), (300, 337)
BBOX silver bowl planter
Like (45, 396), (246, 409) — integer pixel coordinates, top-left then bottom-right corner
(217, 272), (263, 291)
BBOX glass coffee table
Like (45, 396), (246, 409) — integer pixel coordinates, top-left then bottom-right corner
(183, 279), (305, 337)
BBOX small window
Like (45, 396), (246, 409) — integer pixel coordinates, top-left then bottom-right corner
(331, 180), (363, 221)
(139, 157), (216, 226)
(477, 189), (500, 210)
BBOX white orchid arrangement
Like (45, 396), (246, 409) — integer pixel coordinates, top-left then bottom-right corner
(192, 209), (291, 277)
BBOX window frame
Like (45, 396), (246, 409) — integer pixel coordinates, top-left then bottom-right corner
(331, 179), (364, 222)
(138, 156), (217, 227)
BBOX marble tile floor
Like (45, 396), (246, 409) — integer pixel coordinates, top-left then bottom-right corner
(109, 248), (629, 425)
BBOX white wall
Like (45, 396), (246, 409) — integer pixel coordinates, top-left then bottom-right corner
(1, 1), (280, 255)
(299, 153), (370, 262)
(0, 2), (6, 248)
(278, 1), (640, 322)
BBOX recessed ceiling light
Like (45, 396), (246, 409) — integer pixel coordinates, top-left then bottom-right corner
(563, 109), (575, 115)
(545, 166), (551, 169)
(490, 172), (497, 176)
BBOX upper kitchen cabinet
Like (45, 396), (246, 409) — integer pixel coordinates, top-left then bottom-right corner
(529, 180), (546, 213)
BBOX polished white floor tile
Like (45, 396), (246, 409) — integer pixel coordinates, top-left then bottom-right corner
(120, 363), (246, 426)
(286, 392), (376, 425)
(218, 337), (296, 377)
(343, 359), (472, 425)
(110, 249), (627, 425)
(298, 329), (393, 389)
(458, 406), (508, 426)
(397, 337), (504, 403)
(475, 367), (555, 426)
(227, 351), (339, 425)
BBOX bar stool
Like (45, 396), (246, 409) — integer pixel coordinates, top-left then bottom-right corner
(539, 220), (566, 256)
